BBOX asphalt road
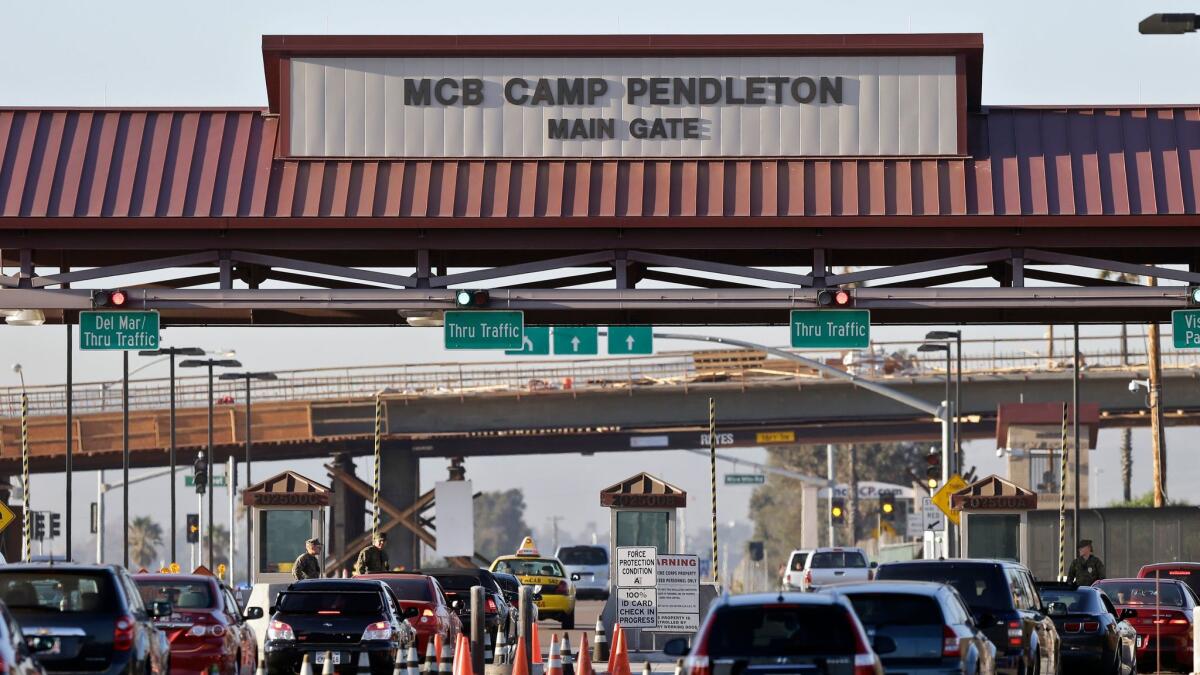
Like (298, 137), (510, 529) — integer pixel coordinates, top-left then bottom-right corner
(532, 599), (678, 671)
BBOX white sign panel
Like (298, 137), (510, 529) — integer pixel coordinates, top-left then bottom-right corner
(290, 55), (958, 158)
(921, 496), (946, 532)
(616, 546), (658, 587)
(616, 587), (658, 627)
(434, 480), (476, 557)
(650, 554), (700, 633)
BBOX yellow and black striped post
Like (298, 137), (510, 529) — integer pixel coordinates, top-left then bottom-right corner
(708, 397), (719, 587)
(21, 392), (30, 563)
(1058, 401), (1069, 580)
(372, 394), (383, 538)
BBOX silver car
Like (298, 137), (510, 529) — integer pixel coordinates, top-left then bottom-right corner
(554, 546), (609, 600)
(831, 581), (997, 675)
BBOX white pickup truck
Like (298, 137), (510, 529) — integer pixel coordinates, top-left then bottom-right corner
(797, 547), (875, 591)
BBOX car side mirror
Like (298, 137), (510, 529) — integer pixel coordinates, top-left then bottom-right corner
(1120, 608), (1137, 621)
(872, 635), (897, 655)
(405, 606), (420, 618)
(662, 637), (689, 656)
(244, 607), (265, 621)
(869, 561), (878, 569)
(1047, 602), (1067, 616)
(150, 601), (173, 618)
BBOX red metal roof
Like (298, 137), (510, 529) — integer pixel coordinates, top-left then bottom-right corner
(1, 106), (1198, 223)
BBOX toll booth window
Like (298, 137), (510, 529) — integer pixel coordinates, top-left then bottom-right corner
(965, 514), (1020, 561)
(259, 509), (313, 574)
(615, 511), (669, 551)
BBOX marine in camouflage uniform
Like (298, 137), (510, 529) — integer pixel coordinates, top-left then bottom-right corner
(293, 538), (323, 580)
(1066, 539), (1106, 586)
(354, 532), (390, 575)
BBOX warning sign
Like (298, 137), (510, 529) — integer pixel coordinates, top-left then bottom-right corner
(650, 554), (700, 633)
(615, 546), (658, 587)
(615, 587), (657, 627)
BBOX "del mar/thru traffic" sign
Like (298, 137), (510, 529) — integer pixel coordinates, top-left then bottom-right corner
(79, 311), (160, 351)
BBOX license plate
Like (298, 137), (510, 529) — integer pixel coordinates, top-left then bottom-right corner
(315, 653), (342, 665)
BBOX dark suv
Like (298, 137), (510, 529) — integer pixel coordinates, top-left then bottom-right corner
(414, 569), (514, 642)
(876, 560), (1060, 675)
(0, 564), (170, 675)
(263, 579), (413, 675)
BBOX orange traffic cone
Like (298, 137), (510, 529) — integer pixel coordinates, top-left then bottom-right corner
(531, 623), (544, 665)
(611, 626), (629, 675)
(576, 634), (593, 675)
(512, 635), (531, 675)
(546, 634), (562, 675)
(453, 634), (473, 675)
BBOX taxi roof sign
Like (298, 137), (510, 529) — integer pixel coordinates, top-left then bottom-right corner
(516, 536), (539, 556)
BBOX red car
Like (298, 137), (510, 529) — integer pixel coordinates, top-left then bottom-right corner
(358, 573), (462, 654)
(1094, 577), (1197, 669)
(1138, 562), (1200, 598)
(134, 573), (263, 675)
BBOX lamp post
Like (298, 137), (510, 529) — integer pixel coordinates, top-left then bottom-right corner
(11, 364), (29, 562)
(1139, 13), (1199, 34)
(137, 347), (204, 565)
(926, 330), (963, 473)
(180, 357), (242, 568)
(918, 342), (955, 557)
(220, 371), (278, 584)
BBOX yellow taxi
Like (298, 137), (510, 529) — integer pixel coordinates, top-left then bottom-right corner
(490, 537), (577, 629)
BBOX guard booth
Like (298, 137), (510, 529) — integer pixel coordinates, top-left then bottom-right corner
(242, 471), (330, 653)
(951, 475), (1038, 564)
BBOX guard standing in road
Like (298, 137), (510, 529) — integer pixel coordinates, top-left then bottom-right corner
(354, 531), (390, 575)
(293, 538), (323, 581)
(1067, 539), (1106, 586)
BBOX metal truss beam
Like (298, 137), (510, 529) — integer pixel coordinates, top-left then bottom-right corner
(1022, 268), (1137, 288)
(826, 249), (1013, 285)
(640, 269), (763, 289)
(429, 250), (615, 287)
(31, 251), (220, 288)
(505, 270), (615, 289)
(1024, 249), (1200, 284)
(229, 251), (417, 288)
(876, 269), (994, 288)
(626, 250), (814, 286)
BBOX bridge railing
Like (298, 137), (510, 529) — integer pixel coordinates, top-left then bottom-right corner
(2, 331), (1198, 418)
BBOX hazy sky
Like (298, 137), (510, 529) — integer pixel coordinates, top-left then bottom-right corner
(2, 0), (1200, 563)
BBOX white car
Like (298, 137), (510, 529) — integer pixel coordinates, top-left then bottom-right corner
(555, 545), (609, 599)
(797, 547), (875, 591)
(780, 549), (811, 591)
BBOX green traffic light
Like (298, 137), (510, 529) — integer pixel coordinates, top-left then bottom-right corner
(456, 290), (473, 306)
(1191, 287), (1200, 304)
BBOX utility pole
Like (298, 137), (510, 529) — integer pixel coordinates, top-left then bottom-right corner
(1120, 428), (1133, 503)
(847, 445), (859, 546)
(1148, 319), (1167, 507)
(826, 444), (835, 547)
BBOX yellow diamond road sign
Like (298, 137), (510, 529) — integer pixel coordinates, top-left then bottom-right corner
(931, 474), (969, 525)
(0, 502), (15, 534)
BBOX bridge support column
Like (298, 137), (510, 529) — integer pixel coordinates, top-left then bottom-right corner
(328, 453), (366, 572)
(800, 485), (819, 549)
(380, 443), (419, 570)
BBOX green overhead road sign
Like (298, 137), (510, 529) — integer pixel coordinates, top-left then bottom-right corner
(1173, 310), (1200, 348)
(608, 326), (654, 355)
(505, 326), (551, 355)
(554, 326), (599, 355)
(725, 474), (766, 485)
(790, 310), (870, 349)
(444, 311), (524, 350)
(185, 474), (227, 488)
(79, 311), (160, 351)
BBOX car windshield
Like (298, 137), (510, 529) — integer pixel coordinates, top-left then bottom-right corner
(706, 604), (858, 657)
(0, 572), (118, 613)
(1096, 581), (1185, 607)
(1143, 568), (1200, 597)
(844, 593), (943, 627)
(809, 551), (866, 569)
(1038, 588), (1104, 614)
(493, 559), (565, 577)
(876, 564), (1011, 613)
(135, 580), (214, 609)
(277, 591), (382, 614)
(558, 547), (607, 566)
(384, 579), (433, 602)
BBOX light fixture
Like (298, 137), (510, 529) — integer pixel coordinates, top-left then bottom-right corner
(5, 309), (46, 326)
(399, 310), (444, 327)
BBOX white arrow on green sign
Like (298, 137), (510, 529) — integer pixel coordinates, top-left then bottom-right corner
(553, 326), (599, 355)
(444, 311), (524, 350)
(79, 311), (160, 351)
(790, 309), (870, 349)
(505, 326), (550, 355)
(608, 326), (653, 355)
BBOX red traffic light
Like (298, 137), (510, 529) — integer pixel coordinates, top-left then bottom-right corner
(110, 289), (127, 306)
(816, 289), (853, 307)
(91, 289), (129, 308)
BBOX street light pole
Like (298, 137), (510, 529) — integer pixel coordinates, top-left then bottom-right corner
(919, 342), (954, 557)
(12, 364), (29, 562)
(180, 357), (241, 568)
(220, 371), (278, 583)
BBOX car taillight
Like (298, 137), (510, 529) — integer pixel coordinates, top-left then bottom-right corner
(423, 608), (435, 617)
(853, 653), (876, 675)
(1063, 622), (1081, 633)
(1007, 620), (1023, 647)
(362, 621), (393, 641)
(266, 620), (295, 641)
(682, 655), (709, 675)
(486, 598), (498, 614)
(555, 581), (569, 594)
(1083, 622), (1100, 632)
(114, 615), (135, 651)
(803, 570), (812, 587)
(942, 625), (961, 656)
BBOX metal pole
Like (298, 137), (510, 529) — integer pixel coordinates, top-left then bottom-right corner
(518, 585), (533, 675)
(1148, 318), (1167, 506)
(21, 390), (29, 563)
(66, 325), (73, 561)
(373, 395), (382, 537)
(1058, 402), (1069, 580)
(944, 349), (957, 558)
(169, 352), (177, 565)
(122, 351), (129, 570)
(207, 365), (214, 567)
(955, 332), (962, 475)
(1073, 324), (1081, 540)
(229, 456), (236, 585)
(96, 471), (104, 563)
(470, 586), (486, 675)
(941, 406), (951, 559)
(826, 444), (835, 547)
(708, 397), (719, 587)
(245, 377), (252, 586)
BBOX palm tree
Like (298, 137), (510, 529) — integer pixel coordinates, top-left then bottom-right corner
(128, 517), (164, 569)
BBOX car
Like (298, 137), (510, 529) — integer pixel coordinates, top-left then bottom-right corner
(554, 546), (609, 600)
(780, 549), (811, 591)
(1094, 577), (1197, 670)
(489, 537), (576, 629)
(876, 559), (1060, 675)
(661, 591), (884, 675)
(262, 578), (413, 675)
(356, 573), (462, 655)
(0, 563), (171, 675)
(831, 580), (997, 675)
(413, 568), (514, 641)
(133, 572), (262, 675)
(1137, 562), (1200, 598)
(797, 547), (875, 591)
(1035, 582), (1136, 675)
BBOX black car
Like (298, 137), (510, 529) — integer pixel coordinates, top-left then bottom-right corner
(876, 559), (1061, 675)
(415, 569), (514, 640)
(1036, 582), (1136, 675)
(263, 579), (413, 675)
(0, 564), (170, 675)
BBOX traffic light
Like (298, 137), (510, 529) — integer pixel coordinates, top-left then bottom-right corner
(880, 493), (896, 522)
(925, 451), (941, 490)
(32, 512), (46, 541)
(747, 541), (764, 561)
(49, 512), (61, 538)
(816, 288), (853, 307)
(186, 514), (200, 543)
(91, 289), (129, 308)
(193, 452), (208, 494)
(831, 497), (846, 525)
(1189, 287), (1200, 306)
(454, 289), (490, 308)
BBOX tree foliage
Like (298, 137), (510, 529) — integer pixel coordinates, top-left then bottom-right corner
(474, 489), (532, 561)
(1107, 491), (1190, 508)
(128, 516), (164, 569)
